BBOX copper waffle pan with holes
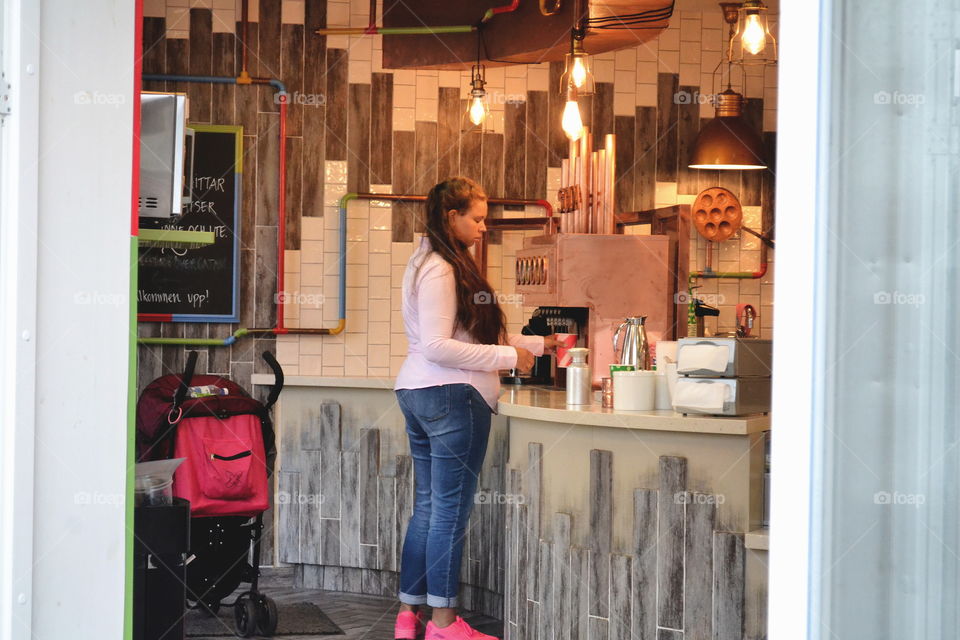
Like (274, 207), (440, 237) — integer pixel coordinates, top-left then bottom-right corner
(693, 187), (743, 242)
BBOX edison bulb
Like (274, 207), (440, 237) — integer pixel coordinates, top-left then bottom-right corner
(469, 96), (487, 126)
(571, 57), (588, 89)
(562, 100), (583, 141)
(742, 13), (766, 55)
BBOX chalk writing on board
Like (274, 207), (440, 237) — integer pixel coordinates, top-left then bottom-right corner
(137, 125), (242, 321)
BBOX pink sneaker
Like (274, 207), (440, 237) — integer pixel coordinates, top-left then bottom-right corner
(425, 616), (499, 640)
(395, 610), (427, 640)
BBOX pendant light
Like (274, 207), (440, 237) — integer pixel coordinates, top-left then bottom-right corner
(688, 2), (768, 170)
(561, 87), (584, 141)
(723, 1), (777, 66)
(463, 31), (490, 131)
(465, 63), (490, 128)
(688, 88), (766, 170)
(559, 27), (595, 96)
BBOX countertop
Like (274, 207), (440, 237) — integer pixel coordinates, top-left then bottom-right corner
(500, 387), (770, 435)
(251, 375), (771, 435)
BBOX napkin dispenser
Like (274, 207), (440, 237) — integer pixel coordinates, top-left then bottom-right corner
(676, 337), (773, 378)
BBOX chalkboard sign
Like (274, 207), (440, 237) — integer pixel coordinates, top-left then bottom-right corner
(137, 125), (242, 322)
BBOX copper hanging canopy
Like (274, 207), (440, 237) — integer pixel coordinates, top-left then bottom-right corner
(689, 89), (766, 170)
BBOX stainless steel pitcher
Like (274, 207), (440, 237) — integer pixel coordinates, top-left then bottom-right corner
(613, 316), (650, 370)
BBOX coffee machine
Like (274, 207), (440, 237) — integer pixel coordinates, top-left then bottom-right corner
(514, 233), (675, 386)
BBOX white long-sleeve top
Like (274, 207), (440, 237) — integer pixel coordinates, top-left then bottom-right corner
(394, 237), (545, 411)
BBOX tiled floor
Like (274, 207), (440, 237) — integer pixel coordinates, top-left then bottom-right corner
(186, 569), (504, 640)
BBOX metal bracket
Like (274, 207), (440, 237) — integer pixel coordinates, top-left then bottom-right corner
(0, 72), (11, 117)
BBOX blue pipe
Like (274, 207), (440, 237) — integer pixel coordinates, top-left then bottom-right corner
(142, 74), (288, 95)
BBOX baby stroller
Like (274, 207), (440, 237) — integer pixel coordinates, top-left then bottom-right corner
(137, 350), (284, 637)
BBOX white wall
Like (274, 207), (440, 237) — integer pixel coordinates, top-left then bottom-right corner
(8, 1), (135, 638)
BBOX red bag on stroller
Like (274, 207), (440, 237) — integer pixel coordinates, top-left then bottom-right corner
(137, 351), (281, 517)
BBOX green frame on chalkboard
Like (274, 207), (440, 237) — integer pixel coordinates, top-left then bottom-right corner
(136, 124), (243, 323)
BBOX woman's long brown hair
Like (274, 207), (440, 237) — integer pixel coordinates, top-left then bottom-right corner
(421, 177), (506, 345)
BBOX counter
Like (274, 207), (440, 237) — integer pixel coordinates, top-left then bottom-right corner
(255, 375), (770, 639)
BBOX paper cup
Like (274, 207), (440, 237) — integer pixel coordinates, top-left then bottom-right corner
(554, 333), (578, 368)
(612, 370), (657, 411)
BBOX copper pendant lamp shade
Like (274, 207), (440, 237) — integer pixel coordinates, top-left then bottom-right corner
(689, 89), (767, 170)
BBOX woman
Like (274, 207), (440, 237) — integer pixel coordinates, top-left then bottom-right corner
(393, 177), (557, 640)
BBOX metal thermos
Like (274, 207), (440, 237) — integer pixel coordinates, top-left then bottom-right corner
(565, 348), (592, 405)
(613, 316), (650, 370)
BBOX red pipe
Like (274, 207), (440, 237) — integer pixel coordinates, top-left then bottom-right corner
(277, 100), (287, 329)
(490, 0), (521, 17)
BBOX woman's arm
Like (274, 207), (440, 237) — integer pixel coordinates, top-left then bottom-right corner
(417, 262), (518, 371)
(507, 333), (545, 356)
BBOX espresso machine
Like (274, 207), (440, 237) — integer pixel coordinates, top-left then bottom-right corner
(514, 233), (675, 386)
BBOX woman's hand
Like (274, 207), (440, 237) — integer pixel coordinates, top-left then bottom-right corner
(514, 347), (535, 372)
(542, 336), (563, 354)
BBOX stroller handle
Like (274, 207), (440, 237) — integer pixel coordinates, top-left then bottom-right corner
(261, 351), (284, 410)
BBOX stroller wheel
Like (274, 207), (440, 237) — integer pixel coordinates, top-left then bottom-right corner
(255, 595), (278, 636)
(234, 597), (259, 638)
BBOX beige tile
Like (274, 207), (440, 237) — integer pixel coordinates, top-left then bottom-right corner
(680, 43), (701, 66)
(658, 50), (680, 74)
(301, 263), (325, 287)
(144, 0), (166, 16)
(679, 63), (700, 86)
(391, 334), (409, 356)
(324, 342), (345, 367)
(636, 83), (658, 107)
(655, 182), (678, 203)
(301, 240), (323, 264)
(322, 366), (345, 376)
(636, 61), (658, 83)
(368, 367), (391, 379)
(438, 70), (461, 87)
(370, 276), (391, 299)
(615, 48), (637, 71)
(393, 83), (415, 109)
(680, 17), (701, 42)
(369, 208), (391, 231)
(657, 27), (680, 52)
(300, 307), (325, 328)
(390, 356), (406, 376)
(415, 74), (439, 99)
(281, 0), (305, 24)
(368, 322), (391, 344)
(593, 58), (615, 83)
(369, 252), (391, 277)
(414, 97), (438, 122)
(393, 107), (415, 131)
(299, 354), (324, 376)
(346, 286), (368, 310)
(369, 298), (391, 322)
(614, 69), (635, 92)
(345, 241), (369, 264)
(346, 263), (369, 283)
(393, 69), (416, 85)
(300, 335), (323, 355)
(276, 335), (301, 365)
(343, 356), (367, 377)
(636, 42), (659, 63)
(527, 65), (549, 91)
(302, 215), (325, 241)
(326, 1), (350, 27)
(370, 229), (391, 254)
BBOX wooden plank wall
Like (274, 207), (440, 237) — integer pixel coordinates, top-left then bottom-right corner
(501, 451), (751, 640)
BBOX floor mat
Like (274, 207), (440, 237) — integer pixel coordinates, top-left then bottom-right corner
(185, 601), (344, 637)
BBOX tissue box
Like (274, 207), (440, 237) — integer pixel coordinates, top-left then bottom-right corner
(672, 377), (771, 416)
(676, 338), (773, 378)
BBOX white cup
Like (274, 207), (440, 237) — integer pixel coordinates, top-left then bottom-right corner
(612, 370), (657, 411)
(655, 371), (672, 410)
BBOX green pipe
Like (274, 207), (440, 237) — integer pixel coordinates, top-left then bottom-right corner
(377, 25), (475, 34)
(137, 327), (249, 346)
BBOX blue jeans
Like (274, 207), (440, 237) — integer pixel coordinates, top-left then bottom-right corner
(395, 383), (493, 608)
